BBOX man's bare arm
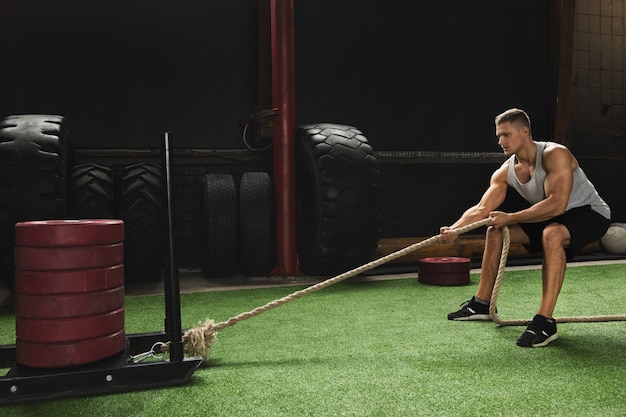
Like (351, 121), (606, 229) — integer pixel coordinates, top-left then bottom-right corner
(489, 146), (574, 228)
(440, 163), (508, 242)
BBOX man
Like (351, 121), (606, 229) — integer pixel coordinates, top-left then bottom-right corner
(440, 108), (611, 348)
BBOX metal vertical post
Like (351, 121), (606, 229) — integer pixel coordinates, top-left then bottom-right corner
(270, 0), (300, 276)
(162, 132), (184, 361)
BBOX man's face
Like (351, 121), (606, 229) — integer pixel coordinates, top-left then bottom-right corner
(496, 121), (526, 156)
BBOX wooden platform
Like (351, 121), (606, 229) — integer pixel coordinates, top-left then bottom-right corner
(375, 236), (601, 264)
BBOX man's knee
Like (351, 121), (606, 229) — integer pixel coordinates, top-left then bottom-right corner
(485, 225), (509, 251)
(486, 224), (527, 244)
(485, 225), (502, 239)
(541, 223), (570, 249)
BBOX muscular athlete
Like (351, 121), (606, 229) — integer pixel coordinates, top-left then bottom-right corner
(441, 108), (610, 347)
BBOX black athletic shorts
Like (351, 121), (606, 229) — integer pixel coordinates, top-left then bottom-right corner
(518, 205), (611, 260)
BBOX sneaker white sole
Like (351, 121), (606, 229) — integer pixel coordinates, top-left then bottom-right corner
(532, 332), (559, 347)
(451, 314), (491, 321)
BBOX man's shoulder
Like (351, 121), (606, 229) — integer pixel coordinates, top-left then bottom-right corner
(539, 141), (576, 171)
(536, 140), (568, 152)
(541, 142), (571, 157)
(492, 160), (511, 181)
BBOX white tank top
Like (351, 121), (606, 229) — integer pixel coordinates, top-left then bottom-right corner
(506, 141), (610, 219)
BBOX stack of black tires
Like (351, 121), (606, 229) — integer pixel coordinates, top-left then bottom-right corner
(0, 115), (70, 291)
(0, 115), (164, 291)
(200, 123), (383, 279)
(201, 172), (275, 278)
(69, 162), (164, 284)
(0, 115), (383, 291)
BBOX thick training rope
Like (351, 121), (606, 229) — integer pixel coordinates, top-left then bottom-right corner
(175, 218), (490, 358)
(171, 218), (626, 359)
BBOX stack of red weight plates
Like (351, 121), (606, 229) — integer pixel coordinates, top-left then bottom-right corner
(418, 257), (471, 286)
(14, 220), (126, 368)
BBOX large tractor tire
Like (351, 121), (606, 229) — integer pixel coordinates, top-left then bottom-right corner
(295, 123), (382, 276)
(201, 173), (238, 278)
(120, 163), (163, 282)
(0, 115), (68, 291)
(69, 164), (116, 219)
(239, 172), (274, 277)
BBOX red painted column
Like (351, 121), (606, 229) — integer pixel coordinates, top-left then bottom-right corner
(270, 0), (300, 276)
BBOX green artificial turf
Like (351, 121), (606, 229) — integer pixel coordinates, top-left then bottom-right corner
(1, 263), (626, 416)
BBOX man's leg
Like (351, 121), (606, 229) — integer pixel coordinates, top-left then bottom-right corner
(476, 224), (529, 301)
(447, 224), (528, 321)
(537, 223), (570, 317)
(516, 222), (569, 347)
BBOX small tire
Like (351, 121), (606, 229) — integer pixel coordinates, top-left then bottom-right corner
(120, 163), (163, 282)
(201, 174), (238, 278)
(69, 164), (116, 219)
(295, 123), (382, 275)
(239, 172), (274, 277)
(0, 115), (68, 291)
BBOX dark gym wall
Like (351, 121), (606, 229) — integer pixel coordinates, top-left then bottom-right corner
(0, 0), (258, 149)
(294, 0), (552, 152)
(1, 1), (551, 152)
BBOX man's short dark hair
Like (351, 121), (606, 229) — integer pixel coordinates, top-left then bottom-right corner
(495, 108), (531, 132)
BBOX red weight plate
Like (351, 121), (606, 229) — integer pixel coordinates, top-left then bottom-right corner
(14, 264), (124, 294)
(418, 271), (470, 286)
(15, 285), (124, 319)
(14, 243), (123, 271)
(16, 307), (125, 343)
(16, 328), (126, 368)
(15, 219), (124, 247)
(418, 257), (471, 273)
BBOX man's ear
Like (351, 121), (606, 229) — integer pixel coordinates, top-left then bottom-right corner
(520, 125), (530, 136)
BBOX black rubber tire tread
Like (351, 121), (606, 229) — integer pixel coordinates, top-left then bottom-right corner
(295, 123), (382, 275)
(69, 164), (116, 219)
(239, 172), (274, 277)
(0, 114), (68, 291)
(201, 173), (238, 278)
(120, 163), (163, 282)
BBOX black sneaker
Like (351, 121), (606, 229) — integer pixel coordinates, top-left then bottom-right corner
(447, 296), (492, 321)
(516, 314), (559, 348)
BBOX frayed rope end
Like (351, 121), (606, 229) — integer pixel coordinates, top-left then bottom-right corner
(182, 318), (219, 360)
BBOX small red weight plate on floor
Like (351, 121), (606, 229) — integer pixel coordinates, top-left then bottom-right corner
(16, 328), (126, 368)
(418, 257), (471, 273)
(14, 264), (124, 294)
(15, 219), (124, 247)
(15, 285), (125, 319)
(16, 307), (125, 343)
(418, 271), (470, 286)
(14, 243), (124, 271)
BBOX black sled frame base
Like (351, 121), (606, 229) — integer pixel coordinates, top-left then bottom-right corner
(0, 132), (200, 405)
(0, 333), (203, 405)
